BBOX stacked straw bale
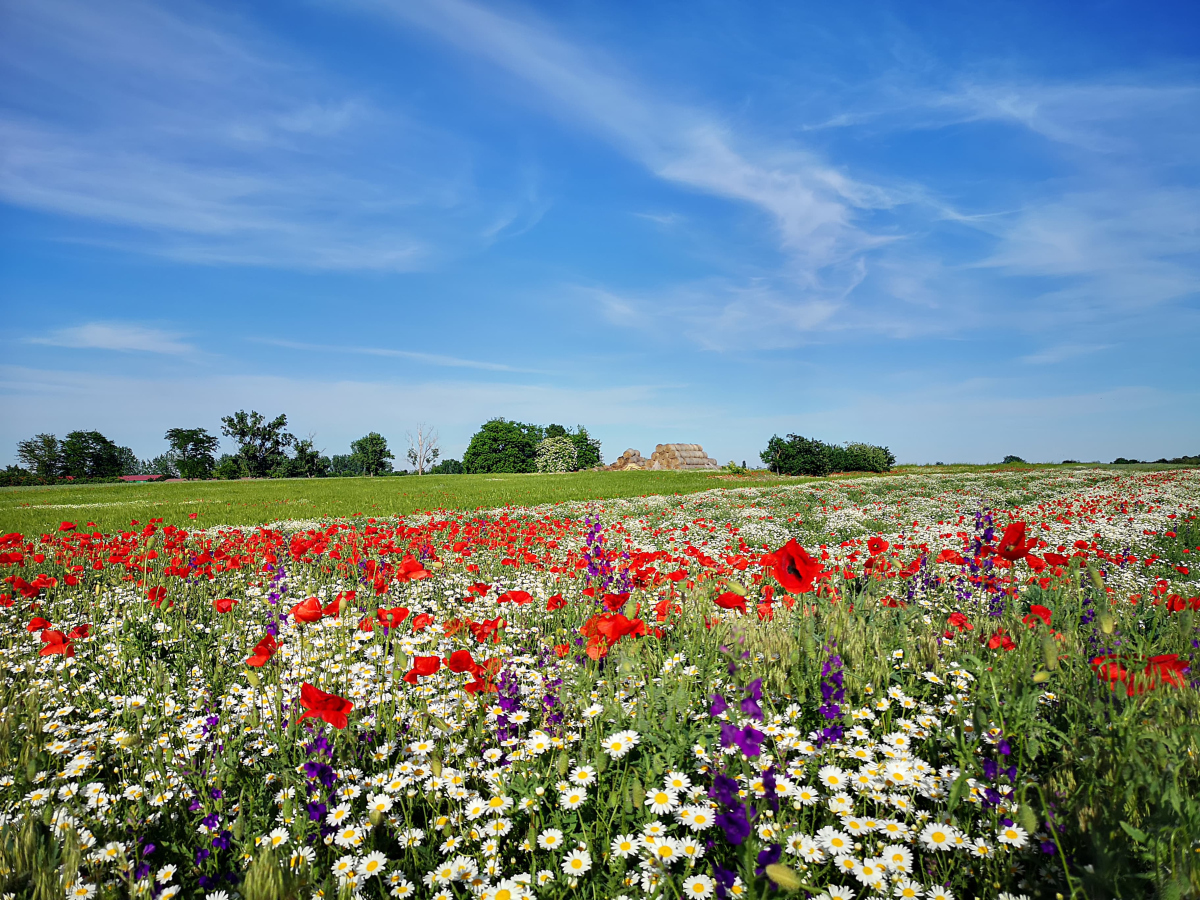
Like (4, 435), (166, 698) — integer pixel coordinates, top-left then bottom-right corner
(606, 444), (719, 471)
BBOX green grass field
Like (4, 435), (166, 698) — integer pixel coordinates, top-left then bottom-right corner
(0, 463), (1188, 535)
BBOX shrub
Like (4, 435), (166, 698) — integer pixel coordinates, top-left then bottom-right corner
(429, 458), (464, 475)
(1003, 455), (1027, 464)
(463, 419), (539, 474)
(213, 454), (246, 480)
(536, 436), (578, 473)
(761, 434), (894, 476)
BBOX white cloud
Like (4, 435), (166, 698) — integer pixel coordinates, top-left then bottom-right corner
(252, 338), (545, 374)
(346, 0), (893, 275)
(25, 322), (195, 355)
(0, 0), (483, 271)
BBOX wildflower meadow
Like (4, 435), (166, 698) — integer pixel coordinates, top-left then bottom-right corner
(2, 466), (1198, 900)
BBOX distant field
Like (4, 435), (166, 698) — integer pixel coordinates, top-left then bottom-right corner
(0, 463), (1188, 534)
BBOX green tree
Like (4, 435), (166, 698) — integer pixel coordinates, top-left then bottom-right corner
(463, 419), (539, 473)
(214, 454), (245, 479)
(329, 454), (364, 477)
(142, 453), (179, 477)
(220, 411), (294, 478)
(165, 427), (220, 479)
(760, 434), (831, 477)
(569, 426), (602, 470)
(350, 432), (394, 476)
(429, 458), (463, 474)
(114, 446), (141, 476)
(60, 430), (122, 478)
(16, 434), (63, 477)
(281, 438), (331, 478)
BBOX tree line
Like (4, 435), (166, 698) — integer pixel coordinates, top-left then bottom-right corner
(760, 433), (895, 476)
(7, 414), (605, 484)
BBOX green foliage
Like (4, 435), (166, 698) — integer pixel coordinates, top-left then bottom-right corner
(142, 453), (179, 478)
(570, 426), (603, 469)
(761, 433), (832, 476)
(16, 433), (63, 477)
(463, 418), (540, 473)
(60, 430), (123, 478)
(762, 433), (894, 476)
(164, 427), (219, 479)
(272, 438), (331, 478)
(349, 432), (393, 477)
(1003, 454), (1028, 464)
(213, 453), (246, 480)
(328, 454), (364, 477)
(220, 410), (294, 478)
(428, 458), (464, 475)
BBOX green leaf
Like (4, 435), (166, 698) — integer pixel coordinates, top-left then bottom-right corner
(1119, 820), (1148, 844)
(947, 770), (969, 813)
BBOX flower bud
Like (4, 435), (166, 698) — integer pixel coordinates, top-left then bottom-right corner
(1032, 670), (1052, 683)
(1099, 614), (1115, 635)
(765, 863), (804, 892)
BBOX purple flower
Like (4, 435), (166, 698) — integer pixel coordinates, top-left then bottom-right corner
(720, 722), (764, 758)
(195, 848), (210, 865)
(708, 773), (740, 807)
(755, 843), (782, 875)
(709, 694), (728, 717)
(715, 804), (751, 844)
(740, 678), (764, 721)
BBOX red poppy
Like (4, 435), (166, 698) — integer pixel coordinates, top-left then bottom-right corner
(246, 633), (278, 667)
(553, 643), (570, 658)
(291, 597), (324, 624)
(996, 522), (1036, 562)
(1022, 604), (1052, 628)
(946, 611), (973, 632)
(497, 590), (532, 605)
(377, 607), (410, 630)
(867, 536), (889, 556)
(213, 597), (237, 614)
(468, 582), (491, 596)
(147, 586), (168, 607)
(770, 539), (823, 594)
(986, 629), (1016, 651)
(445, 649), (478, 674)
(593, 613), (646, 644)
(27, 616), (51, 633)
(410, 612), (435, 633)
(713, 592), (747, 615)
(1044, 552), (1070, 567)
(297, 683), (353, 729)
(602, 592), (630, 612)
(68, 624), (91, 640)
(321, 597), (342, 618)
(39, 629), (74, 657)
(58, 521), (76, 532)
(1145, 654), (1189, 689)
(469, 616), (505, 643)
(654, 596), (681, 622)
(546, 594), (566, 611)
(756, 599), (774, 621)
(404, 655), (441, 684)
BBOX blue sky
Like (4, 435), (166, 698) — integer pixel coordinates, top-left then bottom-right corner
(2, 0), (1198, 467)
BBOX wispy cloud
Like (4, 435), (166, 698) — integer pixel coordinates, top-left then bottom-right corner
(251, 338), (545, 374)
(1019, 343), (1112, 365)
(345, 0), (894, 276)
(26, 322), (195, 354)
(0, 0), (485, 270)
